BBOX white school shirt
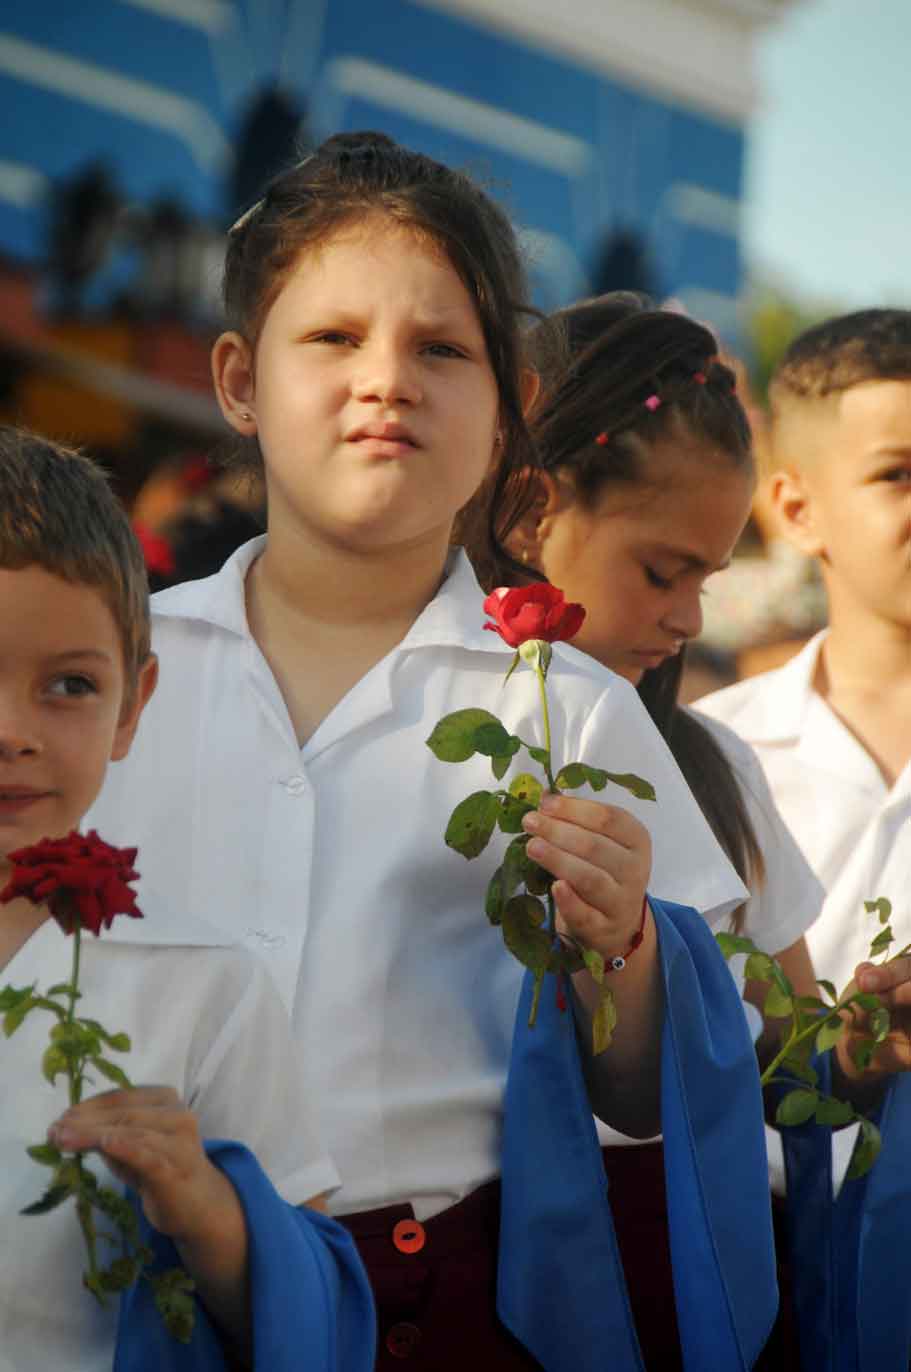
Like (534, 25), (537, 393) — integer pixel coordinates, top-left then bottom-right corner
(0, 905), (338, 1372)
(87, 540), (747, 1217)
(697, 630), (911, 1191)
(692, 712), (825, 1042)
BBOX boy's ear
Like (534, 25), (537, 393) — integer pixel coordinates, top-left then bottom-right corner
(111, 655), (159, 762)
(211, 331), (258, 437)
(769, 468), (825, 557)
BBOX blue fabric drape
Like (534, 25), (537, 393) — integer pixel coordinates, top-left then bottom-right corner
(114, 1140), (376, 1371)
(498, 896), (777, 1371)
(783, 1068), (911, 1371)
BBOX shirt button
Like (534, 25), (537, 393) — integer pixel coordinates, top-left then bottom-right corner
(392, 1218), (426, 1254)
(284, 775), (307, 796)
(385, 1322), (422, 1358)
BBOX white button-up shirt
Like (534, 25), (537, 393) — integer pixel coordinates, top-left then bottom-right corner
(88, 540), (746, 1217)
(697, 631), (911, 1191)
(0, 907), (337, 1372)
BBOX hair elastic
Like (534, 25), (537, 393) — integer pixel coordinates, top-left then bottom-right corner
(595, 431), (610, 446)
(644, 394), (662, 412)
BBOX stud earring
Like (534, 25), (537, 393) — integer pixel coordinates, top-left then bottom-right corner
(521, 549), (530, 564)
(240, 410), (253, 422)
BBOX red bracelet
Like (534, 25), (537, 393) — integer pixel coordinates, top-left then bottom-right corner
(605, 896), (648, 972)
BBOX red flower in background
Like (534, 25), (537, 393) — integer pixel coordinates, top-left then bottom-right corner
(133, 522), (176, 578)
(0, 830), (142, 936)
(483, 583), (585, 649)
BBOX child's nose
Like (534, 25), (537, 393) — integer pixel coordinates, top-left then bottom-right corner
(664, 587), (703, 644)
(353, 344), (423, 406)
(0, 706), (41, 761)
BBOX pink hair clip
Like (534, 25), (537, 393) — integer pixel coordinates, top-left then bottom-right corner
(644, 394), (662, 412)
(595, 431), (610, 446)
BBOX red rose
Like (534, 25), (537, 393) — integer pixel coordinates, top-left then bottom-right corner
(483, 584), (585, 649)
(0, 831), (143, 937)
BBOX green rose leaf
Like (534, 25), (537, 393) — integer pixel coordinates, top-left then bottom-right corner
(816, 979), (839, 1003)
(814, 1096), (854, 1127)
(20, 1182), (73, 1216)
(100, 1256), (142, 1293)
(780, 1055), (818, 1087)
(815, 1017), (845, 1054)
(0, 982), (36, 1011)
(555, 762), (587, 791)
(592, 987), (618, 1056)
(847, 1118), (882, 1180)
(3, 998), (37, 1037)
(444, 791), (500, 859)
(715, 932), (760, 961)
(869, 926), (893, 957)
(582, 947), (605, 985)
(845, 991), (881, 1012)
(744, 951), (776, 984)
(502, 895), (551, 973)
(864, 897), (893, 923)
(46, 983), (80, 1000)
(525, 860), (553, 896)
(795, 995), (827, 1013)
(41, 1045), (69, 1086)
(426, 708), (501, 763)
(90, 1057), (132, 1089)
(26, 1142), (63, 1167)
(473, 721), (520, 758)
(94, 1185), (140, 1240)
(869, 1005), (891, 1044)
(764, 982), (794, 1019)
(850, 1036), (877, 1072)
(497, 794), (536, 834)
(490, 753), (513, 781)
(603, 771), (657, 802)
(776, 1088), (819, 1127)
(508, 773), (543, 807)
(501, 836), (532, 899)
(485, 869), (504, 925)
(525, 745), (551, 768)
(152, 1268), (197, 1345)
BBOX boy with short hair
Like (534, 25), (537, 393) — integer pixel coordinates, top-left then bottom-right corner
(698, 307), (911, 997)
(0, 427), (373, 1371)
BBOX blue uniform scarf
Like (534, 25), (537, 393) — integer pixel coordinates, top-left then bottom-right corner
(498, 897), (778, 1371)
(782, 1065), (911, 1370)
(113, 1140), (376, 1371)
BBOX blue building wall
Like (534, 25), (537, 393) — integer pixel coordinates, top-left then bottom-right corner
(0, 0), (744, 331)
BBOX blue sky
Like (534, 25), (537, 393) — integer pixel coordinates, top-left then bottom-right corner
(743, 0), (910, 308)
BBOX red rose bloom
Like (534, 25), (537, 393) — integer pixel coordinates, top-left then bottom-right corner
(0, 830), (143, 937)
(483, 583), (585, 649)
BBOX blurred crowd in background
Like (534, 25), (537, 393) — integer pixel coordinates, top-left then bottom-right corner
(0, 0), (845, 699)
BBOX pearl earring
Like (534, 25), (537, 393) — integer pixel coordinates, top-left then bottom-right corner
(240, 410), (253, 422)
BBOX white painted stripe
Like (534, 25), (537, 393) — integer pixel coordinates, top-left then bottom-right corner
(323, 56), (590, 177)
(0, 160), (48, 209)
(116, 0), (234, 36)
(0, 34), (230, 172)
(663, 182), (741, 239)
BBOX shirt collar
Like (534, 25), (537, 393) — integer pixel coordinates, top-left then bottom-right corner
(739, 630), (828, 743)
(150, 536), (264, 637)
(152, 541), (512, 661)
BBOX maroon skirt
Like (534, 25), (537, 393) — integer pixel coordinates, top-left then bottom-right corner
(341, 1143), (800, 1369)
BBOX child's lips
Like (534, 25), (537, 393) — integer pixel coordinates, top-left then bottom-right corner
(0, 788), (51, 814)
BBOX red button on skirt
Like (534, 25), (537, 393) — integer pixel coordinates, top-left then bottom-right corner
(392, 1218), (426, 1254)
